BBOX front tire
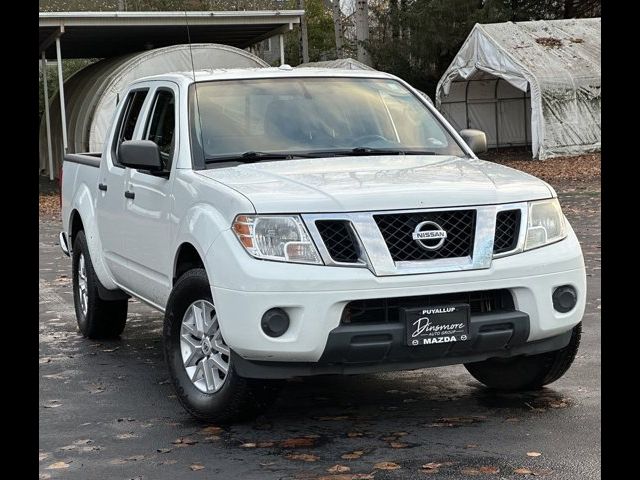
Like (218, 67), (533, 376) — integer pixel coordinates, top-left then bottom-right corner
(163, 268), (277, 423)
(464, 323), (581, 391)
(72, 230), (127, 339)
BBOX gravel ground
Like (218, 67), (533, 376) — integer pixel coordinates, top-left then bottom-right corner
(39, 156), (600, 480)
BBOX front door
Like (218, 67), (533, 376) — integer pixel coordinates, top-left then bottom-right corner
(119, 83), (178, 307)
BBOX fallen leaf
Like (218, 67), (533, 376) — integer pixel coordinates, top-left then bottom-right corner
(116, 433), (138, 439)
(39, 474), (51, 480)
(466, 444), (478, 448)
(39, 357), (52, 364)
(126, 455), (145, 461)
(527, 452), (542, 457)
(200, 426), (223, 435)
(341, 450), (365, 460)
(240, 442), (257, 448)
(352, 475), (375, 480)
(203, 435), (220, 442)
(479, 466), (500, 474)
(327, 464), (351, 473)
(190, 463), (205, 471)
(257, 441), (275, 448)
(390, 442), (409, 449)
(101, 347), (120, 352)
(109, 459), (127, 465)
(514, 467), (534, 475)
(285, 453), (319, 462)
(281, 437), (316, 448)
(46, 461), (70, 470)
(347, 432), (363, 438)
(374, 461), (401, 470)
(173, 437), (197, 445)
(392, 431), (408, 436)
(422, 462), (442, 470)
(461, 467), (481, 476)
(39, 452), (49, 461)
(157, 448), (171, 453)
(315, 476), (352, 480)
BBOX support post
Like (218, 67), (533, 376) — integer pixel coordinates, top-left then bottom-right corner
(279, 34), (285, 65)
(41, 52), (54, 181)
(55, 36), (68, 154)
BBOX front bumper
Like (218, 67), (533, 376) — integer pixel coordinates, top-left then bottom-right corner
(207, 224), (586, 366)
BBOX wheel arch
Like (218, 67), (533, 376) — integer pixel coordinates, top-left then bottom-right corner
(69, 208), (84, 245)
(173, 242), (206, 285)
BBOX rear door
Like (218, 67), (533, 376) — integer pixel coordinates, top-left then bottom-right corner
(119, 82), (178, 307)
(96, 86), (150, 283)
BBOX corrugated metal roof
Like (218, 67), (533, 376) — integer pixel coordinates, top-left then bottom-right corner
(39, 10), (304, 58)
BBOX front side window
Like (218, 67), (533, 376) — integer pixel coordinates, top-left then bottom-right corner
(190, 77), (465, 165)
(145, 89), (176, 171)
(112, 89), (148, 166)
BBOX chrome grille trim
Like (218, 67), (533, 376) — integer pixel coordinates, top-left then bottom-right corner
(303, 202), (529, 276)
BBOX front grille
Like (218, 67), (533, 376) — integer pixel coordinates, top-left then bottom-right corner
(341, 289), (514, 324)
(374, 210), (476, 262)
(316, 220), (360, 263)
(494, 210), (521, 254)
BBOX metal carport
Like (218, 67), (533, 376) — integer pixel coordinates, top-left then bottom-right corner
(39, 10), (305, 179)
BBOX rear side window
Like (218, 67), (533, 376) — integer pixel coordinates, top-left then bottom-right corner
(144, 89), (176, 172)
(111, 89), (148, 166)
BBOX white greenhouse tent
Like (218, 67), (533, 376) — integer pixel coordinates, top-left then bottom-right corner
(436, 18), (600, 159)
(38, 44), (268, 177)
(297, 57), (375, 70)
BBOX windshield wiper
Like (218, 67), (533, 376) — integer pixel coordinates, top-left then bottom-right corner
(309, 147), (438, 157)
(205, 151), (315, 164)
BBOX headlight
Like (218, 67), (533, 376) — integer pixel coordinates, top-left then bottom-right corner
(524, 198), (567, 250)
(232, 215), (322, 265)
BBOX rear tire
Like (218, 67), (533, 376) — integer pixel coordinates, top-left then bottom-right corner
(163, 268), (279, 423)
(72, 230), (128, 339)
(464, 323), (581, 391)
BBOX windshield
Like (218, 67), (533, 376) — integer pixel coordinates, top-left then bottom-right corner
(190, 77), (466, 164)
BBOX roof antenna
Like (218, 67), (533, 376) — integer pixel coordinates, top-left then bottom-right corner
(184, 10), (206, 169)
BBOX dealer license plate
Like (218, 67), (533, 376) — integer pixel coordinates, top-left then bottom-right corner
(403, 304), (470, 346)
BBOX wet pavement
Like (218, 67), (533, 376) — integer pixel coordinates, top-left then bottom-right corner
(39, 187), (600, 480)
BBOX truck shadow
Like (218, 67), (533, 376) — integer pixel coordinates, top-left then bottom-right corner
(243, 372), (572, 431)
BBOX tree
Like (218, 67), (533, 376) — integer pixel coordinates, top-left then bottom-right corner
(355, 0), (371, 65)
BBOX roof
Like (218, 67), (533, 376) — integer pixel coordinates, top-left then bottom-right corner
(436, 17), (601, 159)
(438, 17), (600, 96)
(131, 66), (394, 86)
(39, 10), (304, 59)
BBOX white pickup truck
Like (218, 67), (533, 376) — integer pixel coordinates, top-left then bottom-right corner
(61, 67), (585, 422)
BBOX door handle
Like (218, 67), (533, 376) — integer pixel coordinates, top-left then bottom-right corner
(98, 183), (108, 191)
(124, 191), (135, 200)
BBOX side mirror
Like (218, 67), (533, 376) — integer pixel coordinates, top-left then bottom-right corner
(459, 129), (487, 155)
(119, 140), (163, 171)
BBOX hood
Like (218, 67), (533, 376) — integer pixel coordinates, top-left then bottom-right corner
(196, 155), (553, 213)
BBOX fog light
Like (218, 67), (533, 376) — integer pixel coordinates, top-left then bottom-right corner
(553, 285), (577, 313)
(261, 308), (290, 337)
